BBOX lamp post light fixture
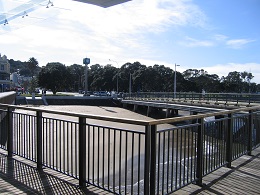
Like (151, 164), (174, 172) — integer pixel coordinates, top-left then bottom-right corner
(174, 63), (180, 99)
(109, 59), (119, 93)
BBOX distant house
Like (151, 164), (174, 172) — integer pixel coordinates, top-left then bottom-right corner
(10, 72), (19, 88)
(0, 54), (11, 92)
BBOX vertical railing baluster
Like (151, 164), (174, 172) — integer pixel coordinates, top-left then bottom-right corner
(79, 116), (86, 187)
(196, 118), (204, 186)
(131, 133), (134, 194)
(7, 107), (14, 157)
(225, 94), (228, 105)
(150, 125), (156, 195)
(144, 125), (151, 195)
(36, 111), (43, 170)
(247, 110), (253, 155)
(226, 113), (233, 168)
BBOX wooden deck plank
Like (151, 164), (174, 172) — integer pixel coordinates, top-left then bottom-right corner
(0, 150), (113, 195)
(174, 147), (260, 194)
(1, 147), (260, 194)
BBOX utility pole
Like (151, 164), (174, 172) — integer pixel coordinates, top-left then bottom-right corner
(83, 57), (90, 96)
(174, 63), (180, 99)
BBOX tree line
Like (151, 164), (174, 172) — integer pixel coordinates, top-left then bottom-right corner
(9, 58), (260, 94)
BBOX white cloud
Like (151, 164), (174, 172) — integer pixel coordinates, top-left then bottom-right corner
(213, 34), (228, 41)
(226, 39), (254, 49)
(0, 0), (208, 66)
(55, 0), (207, 36)
(179, 35), (255, 49)
(201, 63), (260, 83)
(180, 36), (214, 47)
(2, 0), (259, 87)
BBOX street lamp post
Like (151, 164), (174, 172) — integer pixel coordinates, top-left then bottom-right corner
(84, 64), (88, 95)
(129, 73), (132, 96)
(174, 63), (180, 99)
(83, 57), (90, 96)
(109, 59), (119, 93)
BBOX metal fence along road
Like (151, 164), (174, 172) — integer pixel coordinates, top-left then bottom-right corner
(0, 103), (260, 194)
(125, 92), (260, 105)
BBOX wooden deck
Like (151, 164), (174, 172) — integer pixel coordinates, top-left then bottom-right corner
(0, 149), (112, 195)
(174, 146), (260, 195)
(0, 147), (260, 194)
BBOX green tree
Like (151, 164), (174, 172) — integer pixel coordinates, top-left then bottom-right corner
(28, 77), (38, 94)
(241, 71), (254, 92)
(67, 64), (85, 91)
(183, 69), (207, 80)
(89, 64), (103, 91)
(9, 59), (31, 76)
(119, 62), (145, 92)
(152, 65), (174, 92)
(102, 65), (117, 91)
(222, 71), (243, 92)
(256, 84), (260, 93)
(38, 62), (70, 94)
(27, 57), (39, 77)
(132, 66), (147, 92)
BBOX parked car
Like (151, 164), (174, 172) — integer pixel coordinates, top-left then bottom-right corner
(98, 91), (108, 96)
(85, 91), (93, 96)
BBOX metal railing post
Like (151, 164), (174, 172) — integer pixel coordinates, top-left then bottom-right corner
(36, 111), (43, 170)
(247, 110), (253, 155)
(79, 117), (86, 187)
(256, 112), (260, 146)
(150, 125), (157, 195)
(225, 94), (228, 105)
(7, 107), (13, 157)
(226, 113), (233, 168)
(196, 118), (204, 186)
(144, 125), (151, 195)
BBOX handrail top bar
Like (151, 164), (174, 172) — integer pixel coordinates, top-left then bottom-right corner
(1, 103), (259, 126)
(0, 103), (151, 126)
(130, 92), (260, 95)
(149, 105), (260, 125)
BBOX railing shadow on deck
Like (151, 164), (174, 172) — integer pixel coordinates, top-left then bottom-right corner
(177, 146), (260, 195)
(0, 151), (103, 194)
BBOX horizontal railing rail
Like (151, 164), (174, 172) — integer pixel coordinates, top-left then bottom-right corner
(125, 92), (260, 105)
(0, 103), (260, 194)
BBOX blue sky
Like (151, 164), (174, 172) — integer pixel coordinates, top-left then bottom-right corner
(1, 0), (260, 83)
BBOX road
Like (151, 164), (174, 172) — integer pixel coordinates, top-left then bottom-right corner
(40, 90), (84, 97)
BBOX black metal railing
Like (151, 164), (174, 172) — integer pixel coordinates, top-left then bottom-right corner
(125, 92), (260, 105)
(0, 103), (260, 194)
